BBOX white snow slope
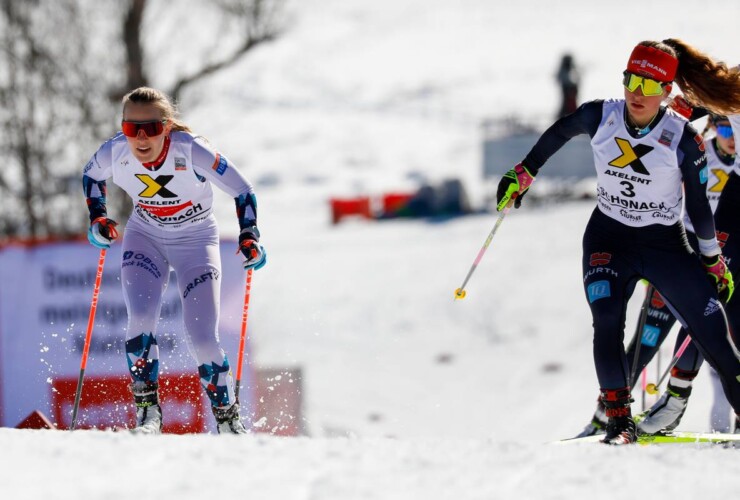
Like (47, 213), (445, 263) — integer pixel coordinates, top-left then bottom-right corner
(3, 1), (740, 499)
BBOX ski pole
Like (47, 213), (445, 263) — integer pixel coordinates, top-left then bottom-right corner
(70, 248), (107, 430)
(655, 342), (662, 394)
(629, 284), (653, 389)
(234, 269), (253, 401)
(640, 368), (647, 411)
(645, 334), (692, 395)
(454, 205), (510, 300)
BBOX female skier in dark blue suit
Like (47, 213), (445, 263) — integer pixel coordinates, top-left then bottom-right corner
(496, 39), (740, 444)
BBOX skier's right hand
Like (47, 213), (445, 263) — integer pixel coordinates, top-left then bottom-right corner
(496, 162), (536, 211)
(88, 217), (119, 249)
(667, 95), (693, 119)
(701, 254), (734, 302)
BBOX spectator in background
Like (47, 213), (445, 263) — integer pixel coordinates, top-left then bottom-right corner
(556, 53), (580, 118)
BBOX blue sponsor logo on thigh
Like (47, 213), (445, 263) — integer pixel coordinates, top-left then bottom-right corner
(641, 325), (660, 347)
(587, 280), (611, 303)
(122, 251), (162, 279)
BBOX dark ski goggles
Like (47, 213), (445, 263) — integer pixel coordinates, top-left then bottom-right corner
(716, 124), (734, 139)
(121, 120), (167, 138)
(622, 71), (667, 97)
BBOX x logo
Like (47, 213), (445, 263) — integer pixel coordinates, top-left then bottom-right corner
(608, 138), (653, 175)
(709, 169), (730, 193)
(136, 174), (177, 198)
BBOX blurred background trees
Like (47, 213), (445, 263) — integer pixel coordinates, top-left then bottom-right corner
(0, 0), (285, 241)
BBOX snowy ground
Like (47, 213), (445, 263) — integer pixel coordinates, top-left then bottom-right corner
(4, 202), (738, 499)
(3, 425), (739, 500)
(4, 0), (740, 498)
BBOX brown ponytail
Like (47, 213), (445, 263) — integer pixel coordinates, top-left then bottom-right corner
(122, 87), (192, 133)
(660, 39), (740, 115)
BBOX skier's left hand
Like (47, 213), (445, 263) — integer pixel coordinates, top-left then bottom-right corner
(701, 254), (734, 302)
(238, 227), (267, 271)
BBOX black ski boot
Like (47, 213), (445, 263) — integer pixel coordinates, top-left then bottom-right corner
(130, 381), (162, 435)
(212, 402), (248, 434)
(600, 387), (636, 445)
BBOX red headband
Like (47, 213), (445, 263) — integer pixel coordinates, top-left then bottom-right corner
(626, 45), (678, 83)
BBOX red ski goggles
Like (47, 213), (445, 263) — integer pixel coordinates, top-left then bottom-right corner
(622, 71), (668, 97)
(121, 120), (167, 138)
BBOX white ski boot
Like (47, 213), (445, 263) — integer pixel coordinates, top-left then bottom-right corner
(635, 383), (691, 435)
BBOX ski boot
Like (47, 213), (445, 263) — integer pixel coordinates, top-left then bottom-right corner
(600, 387), (636, 445)
(635, 383), (691, 435)
(130, 381), (162, 435)
(574, 399), (607, 438)
(212, 402), (248, 434)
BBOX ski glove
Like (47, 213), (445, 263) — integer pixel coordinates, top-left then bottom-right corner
(701, 254), (734, 302)
(496, 163), (536, 211)
(88, 217), (119, 249)
(667, 95), (693, 119)
(238, 227), (267, 271)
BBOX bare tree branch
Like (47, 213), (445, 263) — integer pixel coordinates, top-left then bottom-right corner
(108, 0), (148, 102)
(169, 33), (276, 102)
(124, 0), (148, 89)
(0, 0), (111, 240)
(0, 0), (288, 241)
(168, 0), (286, 102)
